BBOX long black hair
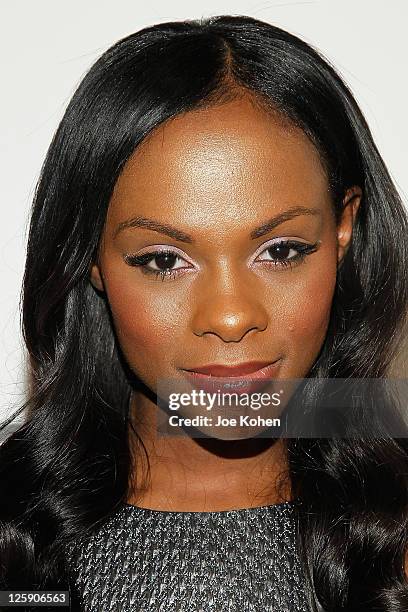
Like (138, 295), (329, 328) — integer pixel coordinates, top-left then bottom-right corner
(1, 14), (408, 611)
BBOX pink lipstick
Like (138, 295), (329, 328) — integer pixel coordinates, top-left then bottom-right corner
(180, 360), (281, 394)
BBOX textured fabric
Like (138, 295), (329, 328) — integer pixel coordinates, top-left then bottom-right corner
(67, 500), (311, 611)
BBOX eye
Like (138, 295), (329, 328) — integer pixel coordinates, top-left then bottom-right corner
(254, 239), (320, 269)
(124, 249), (192, 281)
(124, 239), (321, 281)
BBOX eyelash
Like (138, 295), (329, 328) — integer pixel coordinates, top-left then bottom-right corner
(124, 240), (320, 282)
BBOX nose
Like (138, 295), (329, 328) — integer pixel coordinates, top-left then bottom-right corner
(191, 291), (269, 343)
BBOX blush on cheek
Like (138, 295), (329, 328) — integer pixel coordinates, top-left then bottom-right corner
(116, 310), (160, 355)
(104, 283), (183, 378)
(295, 280), (334, 334)
(104, 288), (162, 359)
(281, 269), (336, 375)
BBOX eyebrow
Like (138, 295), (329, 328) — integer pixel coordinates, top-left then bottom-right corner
(113, 205), (321, 243)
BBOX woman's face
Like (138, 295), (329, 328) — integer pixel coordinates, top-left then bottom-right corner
(91, 96), (360, 395)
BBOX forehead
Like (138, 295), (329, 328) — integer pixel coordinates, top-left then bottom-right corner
(106, 96), (330, 231)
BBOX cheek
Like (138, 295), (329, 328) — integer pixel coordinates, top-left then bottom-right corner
(287, 272), (335, 334)
(103, 276), (187, 369)
(280, 259), (337, 368)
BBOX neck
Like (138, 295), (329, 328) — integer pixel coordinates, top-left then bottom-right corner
(127, 390), (292, 512)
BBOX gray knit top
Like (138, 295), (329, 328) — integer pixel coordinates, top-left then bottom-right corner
(67, 500), (312, 611)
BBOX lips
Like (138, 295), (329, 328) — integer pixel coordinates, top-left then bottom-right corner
(183, 360), (279, 377)
(180, 360), (281, 395)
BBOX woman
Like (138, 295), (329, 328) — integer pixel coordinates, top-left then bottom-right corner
(1, 13), (408, 612)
